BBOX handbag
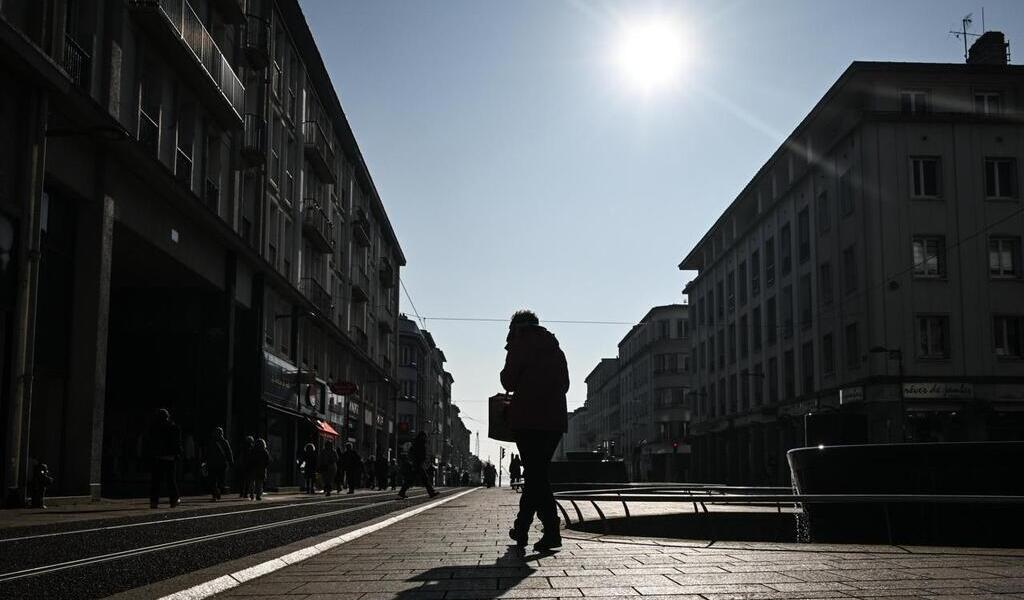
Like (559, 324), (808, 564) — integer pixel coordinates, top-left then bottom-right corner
(488, 393), (515, 442)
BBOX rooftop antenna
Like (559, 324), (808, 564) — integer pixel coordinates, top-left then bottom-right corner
(949, 13), (980, 61)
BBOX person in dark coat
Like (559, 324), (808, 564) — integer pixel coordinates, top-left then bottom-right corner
(334, 445), (345, 493)
(205, 427), (233, 501)
(375, 455), (389, 490)
(248, 438), (271, 500)
(340, 443), (362, 494)
(300, 442), (318, 494)
(509, 454), (522, 487)
(147, 408), (183, 509)
(500, 310), (569, 552)
(398, 431), (438, 499)
(388, 458), (399, 490)
(318, 441), (338, 496)
(237, 436), (254, 498)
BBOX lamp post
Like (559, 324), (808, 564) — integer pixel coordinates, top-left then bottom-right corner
(870, 346), (905, 442)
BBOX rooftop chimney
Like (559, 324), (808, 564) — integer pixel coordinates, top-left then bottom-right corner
(967, 31), (1009, 65)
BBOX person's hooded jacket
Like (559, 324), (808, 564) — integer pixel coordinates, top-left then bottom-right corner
(500, 324), (569, 432)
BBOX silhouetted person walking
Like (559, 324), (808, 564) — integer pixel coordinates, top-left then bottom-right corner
(509, 454), (522, 487)
(341, 443), (362, 494)
(205, 427), (233, 501)
(375, 455), (389, 490)
(237, 435), (254, 498)
(501, 310), (568, 552)
(248, 438), (270, 500)
(147, 409), (183, 509)
(399, 431), (438, 499)
(318, 441), (338, 496)
(300, 442), (318, 494)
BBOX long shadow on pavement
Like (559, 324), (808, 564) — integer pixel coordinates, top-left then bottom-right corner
(396, 545), (550, 600)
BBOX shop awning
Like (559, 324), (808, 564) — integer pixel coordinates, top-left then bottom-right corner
(316, 420), (340, 437)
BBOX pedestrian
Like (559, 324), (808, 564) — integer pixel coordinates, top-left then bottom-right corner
(375, 454), (388, 490)
(29, 461), (54, 509)
(318, 441), (338, 496)
(388, 458), (399, 490)
(500, 310), (569, 552)
(461, 471), (470, 486)
(300, 442), (318, 494)
(248, 438), (271, 500)
(237, 436), (254, 499)
(335, 444), (345, 493)
(204, 427), (233, 501)
(340, 443), (362, 494)
(398, 431), (438, 499)
(509, 454), (522, 487)
(146, 408), (183, 509)
(484, 462), (496, 488)
(364, 456), (376, 489)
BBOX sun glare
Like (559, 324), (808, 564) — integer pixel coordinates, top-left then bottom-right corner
(614, 18), (690, 94)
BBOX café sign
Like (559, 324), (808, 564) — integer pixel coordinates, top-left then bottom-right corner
(902, 382), (973, 399)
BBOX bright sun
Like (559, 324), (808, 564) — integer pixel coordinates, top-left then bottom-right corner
(614, 18), (690, 93)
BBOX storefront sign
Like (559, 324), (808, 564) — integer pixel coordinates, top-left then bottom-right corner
(330, 381), (359, 395)
(902, 382), (973, 399)
(263, 352), (295, 407)
(840, 386), (864, 404)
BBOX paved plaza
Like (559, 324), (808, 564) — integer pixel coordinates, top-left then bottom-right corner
(217, 488), (1024, 600)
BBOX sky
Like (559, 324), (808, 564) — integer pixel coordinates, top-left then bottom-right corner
(297, 0), (1024, 472)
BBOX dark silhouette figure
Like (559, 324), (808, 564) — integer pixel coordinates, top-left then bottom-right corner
(29, 462), (54, 508)
(340, 443), (362, 494)
(300, 442), (318, 494)
(483, 462), (496, 487)
(248, 438), (271, 500)
(500, 310), (569, 552)
(318, 441), (338, 496)
(335, 445), (345, 493)
(509, 454), (522, 488)
(388, 458), (399, 490)
(399, 431), (438, 499)
(375, 455), (389, 490)
(146, 408), (183, 509)
(205, 427), (234, 501)
(237, 435), (254, 498)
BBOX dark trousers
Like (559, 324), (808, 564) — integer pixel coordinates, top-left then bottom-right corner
(345, 469), (360, 493)
(209, 465), (227, 499)
(515, 430), (562, 533)
(150, 459), (179, 505)
(399, 461), (436, 495)
(304, 474), (316, 494)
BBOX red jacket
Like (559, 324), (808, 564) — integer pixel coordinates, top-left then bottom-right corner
(500, 325), (569, 433)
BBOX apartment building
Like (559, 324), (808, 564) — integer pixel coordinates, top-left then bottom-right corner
(0, 0), (403, 502)
(679, 33), (1024, 485)
(558, 305), (692, 481)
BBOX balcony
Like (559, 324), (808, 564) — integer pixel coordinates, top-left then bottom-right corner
(302, 201), (334, 253)
(128, 0), (245, 128)
(379, 317), (393, 334)
(354, 326), (369, 353)
(240, 113), (266, 167)
(379, 256), (395, 288)
(242, 14), (270, 69)
(351, 267), (370, 303)
(61, 34), (90, 90)
(300, 277), (333, 316)
(352, 207), (370, 247)
(302, 121), (336, 183)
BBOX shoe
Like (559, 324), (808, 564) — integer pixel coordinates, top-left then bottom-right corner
(428, 490), (439, 498)
(533, 533), (562, 553)
(509, 527), (528, 547)
(170, 500), (180, 508)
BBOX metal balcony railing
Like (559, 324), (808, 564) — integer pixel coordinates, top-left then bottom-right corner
(351, 267), (369, 303)
(129, 0), (245, 121)
(241, 113), (266, 166)
(352, 207), (370, 247)
(379, 256), (395, 287)
(302, 121), (336, 183)
(302, 202), (334, 253)
(62, 34), (90, 89)
(354, 326), (369, 352)
(242, 13), (270, 69)
(300, 277), (333, 316)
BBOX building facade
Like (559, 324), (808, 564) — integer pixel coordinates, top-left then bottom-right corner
(680, 40), (1024, 485)
(0, 0), (403, 502)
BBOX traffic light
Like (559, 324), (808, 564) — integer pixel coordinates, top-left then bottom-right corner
(672, 441), (679, 454)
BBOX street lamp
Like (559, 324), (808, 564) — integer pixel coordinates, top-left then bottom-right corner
(870, 346), (905, 442)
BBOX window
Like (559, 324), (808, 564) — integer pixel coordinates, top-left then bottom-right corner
(912, 236), (946, 278)
(845, 323), (860, 369)
(699, 341), (706, 370)
(766, 297), (777, 344)
(798, 208), (810, 262)
(658, 319), (670, 339)
(726, 271), (735, 313)
(708, 337), (715, 372)
(767, 357), (779, 403)
(752, 306), (762, 351)
(989, 237), (1021, 277)
(822, 333), (835, 375)
(698, 296), (705, 326)
(975, 92), (1001, 115)
(728, 323), (736, 364)
(717, 329), (725, 369)
(270, 117), (282, 188)
(799, 274), (812, 330)
(910, 157), (941, 198)
(839, 171), (854, 216)
(917, 316), (950, 359)
(675, 318), (685, 338)
(740, 370), (750, 411)
(994, 316), (1023, 358)
(765, 237), (776, 287)
(842, 245), (857, 293)
(729, 375), (738, 414)
(900, 90), (929, 114)
(816, 191), (830, 233)
(753, 362), (764, 405)
(739, 314), (749, 358)
(801, 341), (814, 394)
(781, 285), (793, 339)
(985, 158), (1018, 199)
(783, 350), (795, 399)
(751, 250), (761, 296)
(819, 262), (833, 305)
(780, 223), (792, 275)
(716, 281), (724, 320)
(737, 261), (747, 306)
(708, 290), (715, 325)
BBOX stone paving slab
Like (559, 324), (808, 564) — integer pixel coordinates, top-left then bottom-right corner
(218, 489), (1024, 600)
